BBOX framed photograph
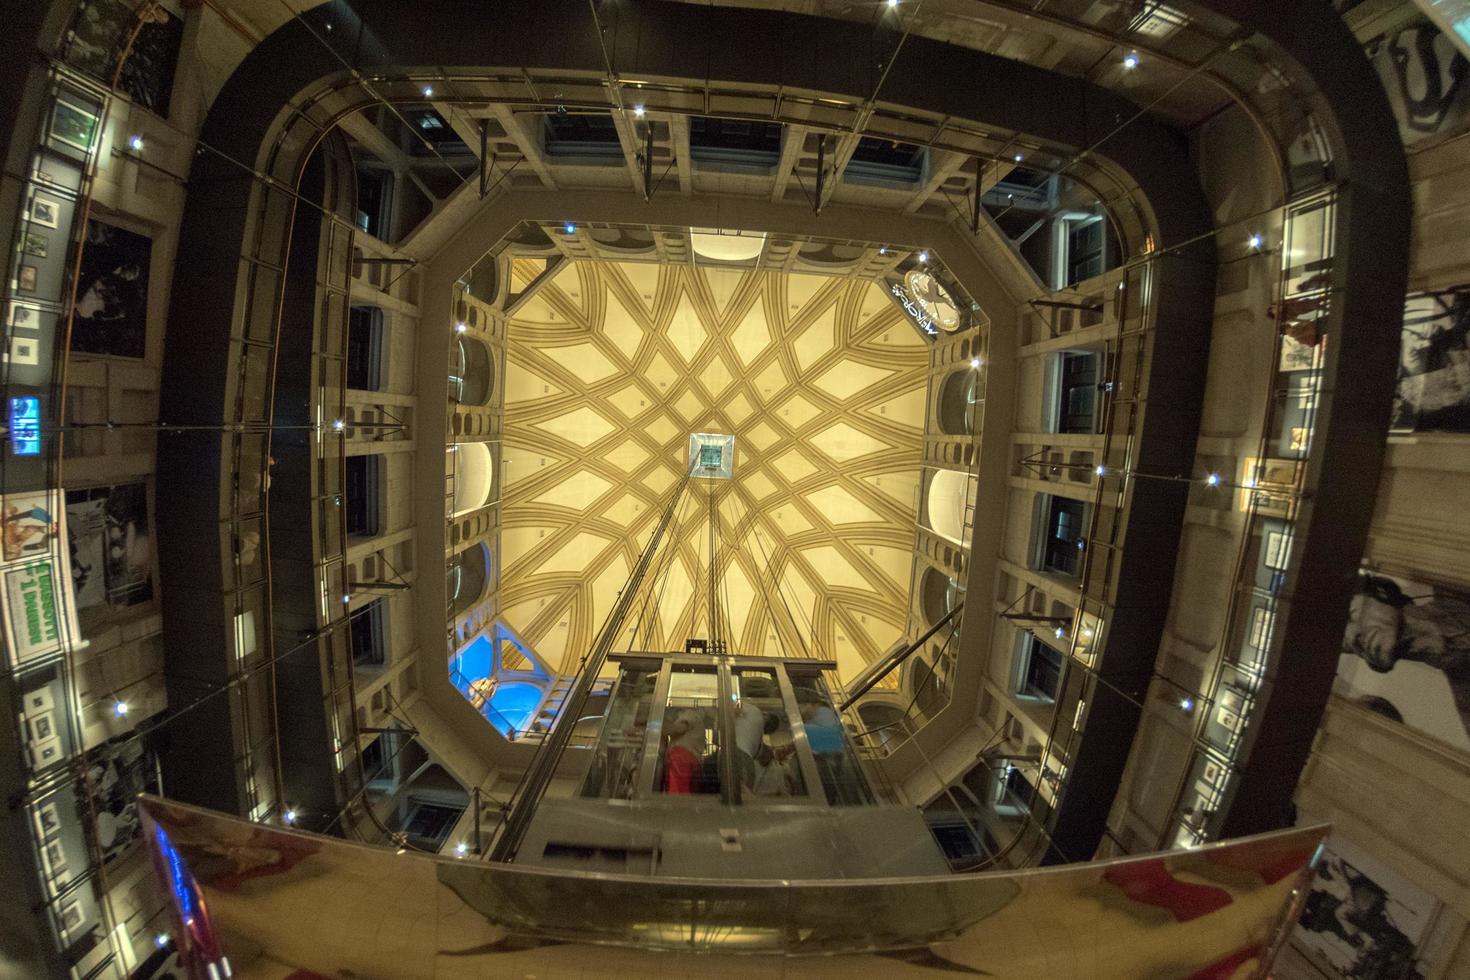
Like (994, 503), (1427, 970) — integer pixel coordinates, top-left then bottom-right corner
(71, 220), (151, 358)
(28, 709), (57, 742)
(42, 837), (67, 876)
(20, 231), (49, 258)
(1264, 530), (1293, 570)
(1215, 705), (1244, 734)
(57, 897), (83, 942)
(1201, 758), (1225, 787)
(15, 265), (38, 292)
(50, 97), (99, 154)
(5, 334), (40, 367)
(25, 687), (55, 714)
(1289, 426), (1310, 452)
(3, 492), (60, 560)
(33, 800), (62, 838)
(1248, 606), (1275, 649)
(29, 736), (64, 770)
(6, 301), (43, 331)
(25, 190), (60, 229)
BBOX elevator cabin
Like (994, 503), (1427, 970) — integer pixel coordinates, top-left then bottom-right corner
(510, 653), (950, 879)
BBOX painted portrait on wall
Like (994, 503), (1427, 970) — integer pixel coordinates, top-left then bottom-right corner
(64, 0), (184, 115)
(1392, 287), (1470, 433)
(1364, 16), (1470, 147)
(1295, 833), (1435, 980)
(70, 218), (151, 358)
(1336, 568), (1470, 754)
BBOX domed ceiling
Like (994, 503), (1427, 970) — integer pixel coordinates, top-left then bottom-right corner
(497, 258), (932, 682)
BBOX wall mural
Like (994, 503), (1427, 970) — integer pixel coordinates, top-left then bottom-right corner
(1365, 16), (1470, 146)
(70, 218), (151, 358)
(1392, 286), (1470, 433)
(1295, 832), (1436, 980)
(64, 0), (184, 116)
(65, 482), (154, 611)
(1336, 568), (1470, 753)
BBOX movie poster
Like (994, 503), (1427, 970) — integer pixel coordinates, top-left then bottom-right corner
(70, 218), (151, 359)
(1392, 287), (1470, 433)
(0, 491), (86, 667)
(1295, 833), (1436, 980)
(1336, 568), (1470, 753)
(82, 731), (157, 869)
(1364, 16), (1470, 147)
(65, 482), (153, 610)
(64, 0), (183, 115)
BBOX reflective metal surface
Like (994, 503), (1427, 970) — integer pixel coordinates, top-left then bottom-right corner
(140, 795), (1325, 978)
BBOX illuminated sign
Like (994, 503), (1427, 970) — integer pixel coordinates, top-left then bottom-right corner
(889, 283), (937, 336)
(9, 397), (40, 455)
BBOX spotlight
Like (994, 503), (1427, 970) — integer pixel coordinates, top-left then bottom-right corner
(1206, 473), (1221, 487)
(113, 700), (129, 717)
(1180, 698), (1195, 712)
(128, 135), (145, 152)
(969, 357), (981, 368)
(1123, 53), (1139, 70)
(1014, 153), (1024, 162)
(283, 809), (297, 824)
(422, 86), (434, 97)
(1095, 465), (1106, 476)
(1054, 626), (1066, 639)
(564, 222), (576, 234)
(155, 934), (169, 949)
(331, 418), (345, 432)
(324, 21), (332, 31)
(632, 104), (645, 117)
(1248, 233), (1264, 250)
(887, 0), (898, 6)
(917, 250), (928, 263)
(342, 594), (351, 605)
(878, 246), (888, 255)
(454, 321), (467, 333)
(455, 841), (469, 856)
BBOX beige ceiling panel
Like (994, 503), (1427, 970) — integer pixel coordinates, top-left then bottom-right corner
(799, 545), (873, 593)
(500, 449), (563, 488)
(533, 469), (615, 510)
(643, 352), (681, 394)
(557, 342), (620, 385)
(743, 421), (780, 453)
(805, 485), (885, 524)
(501, 525), (554, 570)
(601, 288), (644, 361)
(858, 279), (896, 325)
(703, 267), (745, 316)
(699, 353), (735, 400)
(768, 503), (814, 536)
(722, 392), (755, 424)
(791, 304), (836, 372)
(616, 261), (661, 309)
(534, 405), (618, 448)
(666, 290), (708, 363)
(741, 468), (777, 501)
(848, 605), (905, 657)
(540, 531), (614, 574)
(501, 595), (553, 636)
(772, 448), (819, 484)
(503, 361), (563, 403)
(643, 463), (678, 495)
(729, 301), (772, 367)
(751, 360), (789, 402)
(672, 387), (706, 423)
(606, 382), (655, 420)
(810, 421), (890, 462)
(863, 470), (922, 509)
(533, 610), (574, 674)
(642, 413), (679, 446)
(604, 438), (652, 474)
(590, 555), (632, 639)
(863, 545), (917, 592)
(773, 393), (822, 431)
(785, 272), (829, 313)
(865, 386), (929, 428)
(602, 491), (651, 527)
(813, 358), (895, 401)
(720, 559), (755, 646)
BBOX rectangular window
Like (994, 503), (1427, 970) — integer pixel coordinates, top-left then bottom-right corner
(543, 112), (623, 160)
(347, 306), (384, 390)
(1066, 218), (1106, 286)
(1052, 351), (1099, 433)
(355, 167), (393, 238)
(1040, 495), (1087, 576)
(845, 136), (925, 185)
(688, 117), (782, 170)
(351, 598), (387, 670)
(345, 454), (383, 537)
(1017, 635), (1064, 702)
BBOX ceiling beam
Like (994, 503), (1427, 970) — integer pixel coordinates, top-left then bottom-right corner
(608, 108), (649, 196)
(902, 148), (969, 215)
(770, 123), (806, 202)
(488, 104), (557, 190)
(337, 111), (411, 174)
(671, 114), (693, 197)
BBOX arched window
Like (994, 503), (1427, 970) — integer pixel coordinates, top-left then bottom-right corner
(447, 443), (494, 517)
(448, 335), (493, 405)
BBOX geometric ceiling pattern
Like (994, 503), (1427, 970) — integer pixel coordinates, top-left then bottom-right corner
(498, 259), (930, 684)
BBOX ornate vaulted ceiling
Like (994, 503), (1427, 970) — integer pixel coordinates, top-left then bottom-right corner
(497, 258), (931, 682)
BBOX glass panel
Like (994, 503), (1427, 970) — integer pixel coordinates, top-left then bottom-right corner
(732, 668), (806, 800)
(653, 666), (720, 796)
(581, 666), (658, 799)
(790, 673), (873, 806)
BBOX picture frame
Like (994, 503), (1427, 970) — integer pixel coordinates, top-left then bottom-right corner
(5, 334), (40, 366)
(25, 687), (56, 714)
(28, 736), (64, 770)
(1248, 606), (1275, 649)
(24, 190), (61, 229)
(6, 301), (43, 331)
(49, 97), (99, 154)
(57, 896), (83, 942)
(42, 837), (67, 876)
(1263, 529), (1293, 570)
(1215, 705), (1244, 734)
(33, 800), (62, 839)
(1289, 426), (1310, 452)
(16, 265), (38, 292)
(20, 231), (49, 258)
(28, 708), (57, 742)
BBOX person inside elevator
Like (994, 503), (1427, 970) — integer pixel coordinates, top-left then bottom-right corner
(797, 688), (847, 802)
(734, 701), (777, 791)
(663, 709), (708, 794)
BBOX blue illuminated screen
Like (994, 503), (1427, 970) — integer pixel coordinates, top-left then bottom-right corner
(9, 397), (40, 456)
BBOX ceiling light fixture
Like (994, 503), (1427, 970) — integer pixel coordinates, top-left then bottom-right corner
(455, 842), (469, 856)
(887, 0), (899, 7)
(113, 700), (129, 717)
(1054, 626), (1066, 639)
(129, 135), (145, 152)
(422, 86), (434, 97)
(878, 246), (888, 255)
(1095, 465), (1106, 476)
(632, 104), (645, 117)
(1123, 53), (1140, 70)
(155, 934), (170, 949)
(1014, 153), (1024, 162)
